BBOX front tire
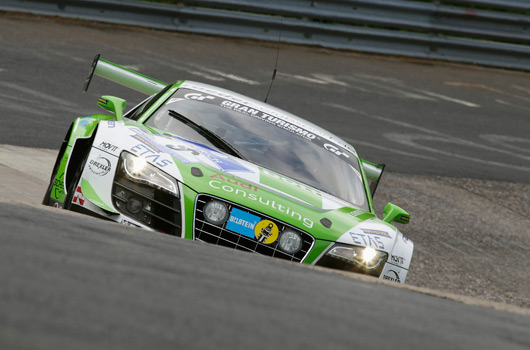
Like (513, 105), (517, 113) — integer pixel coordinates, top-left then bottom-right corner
(42, 125), (72, 206)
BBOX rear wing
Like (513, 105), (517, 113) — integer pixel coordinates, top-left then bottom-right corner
(83, 54), (168, 95)
(361, 159), (385, 197)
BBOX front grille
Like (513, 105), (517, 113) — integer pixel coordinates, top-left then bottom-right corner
(112, 175), (182, 236)
(194, 195), (314, 263)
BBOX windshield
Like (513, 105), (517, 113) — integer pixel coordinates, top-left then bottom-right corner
(146, 88), (368, 210)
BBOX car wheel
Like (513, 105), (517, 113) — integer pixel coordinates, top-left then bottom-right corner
(42, 126), (72, 207)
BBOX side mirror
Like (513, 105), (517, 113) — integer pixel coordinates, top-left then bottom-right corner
(383, 202), (410, 224)
(97, 95), (126, 122)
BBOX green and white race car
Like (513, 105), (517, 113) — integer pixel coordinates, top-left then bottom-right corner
(43, 55), (413, 283)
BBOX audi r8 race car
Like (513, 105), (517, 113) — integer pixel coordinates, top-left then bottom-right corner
(43, 55), (413, 283)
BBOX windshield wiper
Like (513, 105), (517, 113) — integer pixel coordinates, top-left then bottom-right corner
(168, 109), (246, 160)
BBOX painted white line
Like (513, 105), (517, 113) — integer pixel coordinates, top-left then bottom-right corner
(2, 100), (52, 117)
(512, 85), (530, 95)
(479, 134), (530, 155)
(312, 74), (349, 87)
(417, 90), (479, 108)
(0, 81), (78, 107)
(494, 99), (530, 112)
(187, 70), (225, 82)
(277, 72), (328, 85)
(350, 74), (479, 106)
(384, 132), (530, 172)
(349, 74), (436, 101)
(445, 82), (530, 103)
(187, 64), (260, 85)
(341, 137), (437, 160)
(326, 103), (530, 162)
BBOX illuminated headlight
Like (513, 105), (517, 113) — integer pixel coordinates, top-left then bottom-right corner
(326, 244), (387, 270)
(121, 152), (179, 196)
(203, 200), (229, 225)
(278, 229), (303, 254)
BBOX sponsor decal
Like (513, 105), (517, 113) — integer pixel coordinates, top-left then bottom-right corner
(166, 97), (185, 104)
(131, 143), (174, 168)
(131, 133), (161, 153)
(221, 100), (316, 140)
(98, 97), (108, 105)
(254, 220), (279, 244)
(220, 101), (260, 116)
(88, 156), (111, 176)
(184, 93), (216, 101)
(211, 173), (258, 192)
(226, 208), (261, 238)
(165, 143), (200, 156)
(383, 270), (401, 283)
(72, 186), (85, 206)
(391, 255), (405, 265)
(129, 128), (249, 172)
(182, 85), (359, 159)
(324, 143), (350, 158)
(99, 141), (118, 152)
(349, 232), (385, 249)
(360, 228), (392, 239)
(52, 172), (65, 200)
(193, 147), (249, 172)
(78, 116), (91, 128)
(209, 180), (314, 228)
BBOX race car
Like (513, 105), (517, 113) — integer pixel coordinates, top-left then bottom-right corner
(43, 55), (413, 283)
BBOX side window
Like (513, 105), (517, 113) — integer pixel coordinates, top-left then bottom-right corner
(125, 84), (173, 121)
(125, 96), (153, 121)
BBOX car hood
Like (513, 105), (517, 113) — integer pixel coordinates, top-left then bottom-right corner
(94, 121), (399, 251)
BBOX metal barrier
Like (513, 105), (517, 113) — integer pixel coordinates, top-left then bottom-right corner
(1, 0), (529, 71)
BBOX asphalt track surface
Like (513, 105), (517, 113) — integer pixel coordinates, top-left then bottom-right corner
(2, 202), (530, 350)
(1, 13), (530, 350)
(1, 13), (530, 184)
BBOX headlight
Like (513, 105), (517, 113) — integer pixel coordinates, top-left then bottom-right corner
(326, 244), (387, 270)
(203, 200), (229, 225)
(121, 152), (179, 196)
(278, 229), (303, 254)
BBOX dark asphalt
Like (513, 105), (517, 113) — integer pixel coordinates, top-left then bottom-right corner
(1, 13), (530, 350)
(1, 13), (530, 183)
(1, 201), (529, 350)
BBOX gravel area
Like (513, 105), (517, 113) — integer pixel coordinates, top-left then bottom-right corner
(374, 172), (530, 309)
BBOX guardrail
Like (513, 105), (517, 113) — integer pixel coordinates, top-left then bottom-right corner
(1, 0), (529, 71)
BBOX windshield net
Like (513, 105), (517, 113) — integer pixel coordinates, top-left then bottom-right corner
(146, 88), (368, 210)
